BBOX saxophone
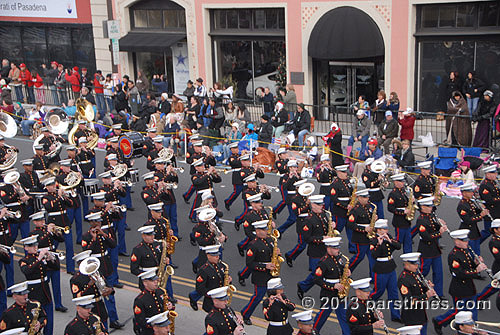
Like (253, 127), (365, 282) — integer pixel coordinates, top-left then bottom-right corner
(266, 207), (280, 238)
(93, 314), (103, 335)
(338, 254), (353, 299)
(348, 177), (358, 213)
(221, 261), (237, 305)
(405, 186), (416, 221)
(432, 174), (443, 206)
(325, 210), (340, 237)
(366, 202), (378, 238)
(158, 240), (174, 289)
(270, 235), (284, 277)
(28, 301), (41, 335)
(168, 310), (178, 334)
(165, 218), (178, 255)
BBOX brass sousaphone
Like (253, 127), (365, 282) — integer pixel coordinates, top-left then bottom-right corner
(68, 98), (98, 149)
(45, 108), (70, 135)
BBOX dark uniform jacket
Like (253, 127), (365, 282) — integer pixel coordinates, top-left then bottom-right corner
(205, 306), (238, 335)
(30, 226), (64, 252)
(489, 234), (500, 274)
(130, 241), (162, 277)
(387, 187), (411, 228)
(302, 212), (328, 258)
(479, 179), (500, 219)
(263, 294), (295, 335)
(416, 213), (442, 258)
(70, 271), (108, 322)
(0, 183), (27, 222)
(0, 218), (12, 247)
(457, 199), (482, 240)
(19, 170), (42, 194)
(186, 150), (204, 175)
(141, 185), (169, 207)
(77, 148), (95, 178)
(0, 250), (9, 291)
(282, 173), (301, 204)
(193, 222), (218, 267)
(196, 261), (227, 312)
(32, 154), (49, 173)
(448, 247), (479, 298)
(56, 172), (80, 208)
(0, 300), (47, 332)
(362, 169), (384, 202)
(227, 154), (242, 185)
(370, 235), (400, 274)
(63, 314), (107, 335)
(412, 174), (435, 200)
(19, 253), (60, 305)
(330, 177), (353, 218)
(81, 231), (116, 278)
(246, 237), (274, 286)
(89, 206), (120, 238)
(316, 166), (335, 196)
(347, 203), (373, 245)
(153, 170), (177, 205)
(398, 269), (428, 326)
(133, 288), (166, 335)
(39, 135), (61, 163)
(313, 254), (345, 298)
(142, 137), (154, 158)
(274, 159), (288, 175)
(347, 298), (377, 335)
(42, 191), (74, 228)
(242, 208), (269, 239)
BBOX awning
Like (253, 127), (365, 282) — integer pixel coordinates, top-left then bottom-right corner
(308, 6), (385, 60)
(119, 32), (186, 53)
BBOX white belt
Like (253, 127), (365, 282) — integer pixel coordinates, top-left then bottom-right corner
(101, 224), (114, 230)
(6, 202), (20, 207)
(287, 191), (296, 194)
(320, 183), (330, 186)
(80, 160), (91, 164)
(27, 276), (48, 285)
(377, 257), (392, 262)
(0, 230), (9, 236)
(91, 251), (108, 258)
(48, 211), (66, 216)
(269, 320), (288, 326)
(338, 197), (350, 201)
(422, 193), (432, 197)
(358, 224), (369, 228)
(324, 279), (340, 284)
(397, 208), (406, 210)
(369, 188), (380, 192)
(197, 190), (211, 194)
(111, 201), (119, 205)
(298, 214), (308, 217)
(140, 267), (158, 271)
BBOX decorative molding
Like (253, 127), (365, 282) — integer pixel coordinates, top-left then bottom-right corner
(302, 6), (319, 30)
(373, 4), (391, 28)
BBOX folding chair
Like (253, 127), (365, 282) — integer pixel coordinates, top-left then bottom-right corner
(434, 147), (458, 177)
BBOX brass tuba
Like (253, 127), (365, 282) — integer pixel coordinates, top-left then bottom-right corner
(110, 163), (128, 181)
(158, 148), (173, 161)
(59, 171), (82, 197)
(79, 257), (109, 299)
(0, 145), (18, 171)
(0, 112), (17, 138)
(68, 98), (98, 149)
(45, 108), (69, 135)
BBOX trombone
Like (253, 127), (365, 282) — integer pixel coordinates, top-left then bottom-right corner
(0, 244), (16, 254)
(451, 320), (500, 335)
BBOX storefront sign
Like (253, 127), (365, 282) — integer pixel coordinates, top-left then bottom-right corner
(107, 20), (120, 39)
(171, 42), (190, 96)
(111, 38), (120, 65)
(0, 0), (77, 19)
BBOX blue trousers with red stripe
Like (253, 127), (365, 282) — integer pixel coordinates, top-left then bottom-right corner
(273, 185), (287, 214)
(67, 206), (82, 244)
(183, 184), (195, 201)
(469, 238), (481, 256)
(435, 296), (478, 327)
(224, 184), (243, 207)
(189, 193), (200, 220)
(481, 219), (492, 244)
(313, 298), (350, 335)
(277, 204), (296, 235)
(238, 265), (252, 280)
(237, 236), (250, 250)
(241, 285), (267, 320)
(235, 201), (249, 226)
(411, 225), (418, 239)
(477, 283), (499, 301)
(298, 257), (321, 293)
(323, 195), (334, 213)
(334, 216), (355, 253)
(370, 271), (401, 319)
(285, 233), (306, 261)
(420, 256), (444, 297)
(164, 204), (178, 237)
(395, 227), (412, 253)
(349, 244), (374, 272)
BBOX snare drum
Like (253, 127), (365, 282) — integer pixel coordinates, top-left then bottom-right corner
(83, 179), (99, 196)
(129, 168), (140, 183)
(31, 192), (46, 212)
(120, 132), (145, 159)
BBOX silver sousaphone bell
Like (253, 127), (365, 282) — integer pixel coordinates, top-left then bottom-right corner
(370, 160), (387, 174)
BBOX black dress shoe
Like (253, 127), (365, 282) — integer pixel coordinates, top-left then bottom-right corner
(110, 321), (124, 329)
(113, 283), (124, 289)
(190, 238), (197, 246)
(192, 263), (198, 274)
(128, 207), (135, 211)
(297, 283), (304, 300)
(170, 297), (178, 304)
(234, 221), (240, 231)
(238, 273), (246, 286)
(119, 252), (130, 257)
(238, 246), (244, 257)
(432, 317), (443, 335)
(272, 211), (277, 219)
(191, 218), (197, 223)
(183, 196), (190, 204)
(55, 306), (68, 312)
(243, 318), (252, 326)
(391, 317), (402, 324)
(6, 293), (12, 298)
(190, 296), (198, 311)
(285, 254), (293, 267)
(170, 263), (178, 269)
(225, 202), (230, 211)
(176, 236), (182, 241)
(67, 271), (75, 275)
(125, 226), (131, 231)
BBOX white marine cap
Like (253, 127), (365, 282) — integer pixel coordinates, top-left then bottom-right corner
(397, 325), (423, 335)
(459, 183), (476, 192)
(138, 225), (155, 234)
(374, 219), (389, 229)
(323, 237), (342, 247)
(8, 282), (29, 295)
(91, 191), (106, 201)
(417, 196), (434, 206)
(364, 157), (375, 165)
(198, 208), (217, 222)
(106, 153), (117, 161)
(42, 177), (56, 186)
(191, 158), (204, 167)
(148, 203), (164, 212)
(277, 147), (287, 155)
(99, 171), (112, 178)
(240, 154), (250, 161)
(33, 144), (44, 150)
(29, 211), (45, 221)
(192, 140), (203, 147)
(72, 295), (95, 308)
(142, 171), (155, 180)
(20, 159), (33, 166)
(355, 188), (369, 197)
(400, 252), (421, 263)
(483, 165), (498, 173)
(267, 278), (284, 290)
(201, 190), (214, 201)
(20, 235), (38, 246)
(138, 268), (158, 281)
(391, 173), (406, 181)
(147, 311), (171, 327)
(450, 229), (470, 240)
(228, 141), (239, 149)
(207, 286), (229, 300)
(189, 134), (200, 141)
(454, 311), (474, 325)
(0, 328), (27, 335)
(350, 278), (372, 290)
(247, 193), (262, 203)
(334, 164), (349, 172)
(417, 161), (432, 169)
(491, 219), (500, 229)
(59, 159), (71, 166)
(320, 154), (330, 162)
(293, 179), (307, 188)
(78, 137), (88, 144)
(85, 212), (102, 221)
(153, 135), (164, 143)
(292, 310), (314, 325)
(66, 145), (77, 151)
(152, 157), (166, 165)
(298, 183), (315, 196)
(72, 250), (92, 262)
(112, 124), (122, 130)
(252, 220), (268, 229)
(243, 174), (256, 183)
(309, 194), (325, 204)
(287, 160), (298, 167)
(201, 245), (221, 255)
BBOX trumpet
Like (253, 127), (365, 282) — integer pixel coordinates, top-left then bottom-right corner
(224, 168), (241, 174)
(451, 321), (500, 335)
(108, 204), (127, 213)
(260, 184), (280, 193)
(173, 167), (184, 173)
(119, 180), (133, 187)
(39, 248), (65, 260)
(0, 244), (16, 254)
(5, 210), (21, 219)
(161, 182), (178, 190)
(45, 224), (70, 235)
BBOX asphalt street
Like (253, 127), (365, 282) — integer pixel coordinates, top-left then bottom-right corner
(6, 136), (500, 335)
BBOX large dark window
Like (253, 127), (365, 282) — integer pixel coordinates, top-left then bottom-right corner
(212, 8), (285, 31)
(130, 0), (186, 30)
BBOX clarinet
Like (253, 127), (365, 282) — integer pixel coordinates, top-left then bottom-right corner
(372, 305), (389, 335)
(468, 246), (494, 280)
(416, 269), (441, 303)
(228, 307), (246, 335)
(471, 197), (492, 221)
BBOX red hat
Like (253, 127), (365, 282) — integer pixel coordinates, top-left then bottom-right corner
(19, 63), (26, 68)
(368, 138), (378, 146)
(82, 68), (87, 71)
(73, 66), (79, 72)
(50, 61), (58, 66)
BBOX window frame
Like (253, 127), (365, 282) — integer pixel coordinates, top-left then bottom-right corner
(209, 8), (286, 36)
(130, 8), (186, 30)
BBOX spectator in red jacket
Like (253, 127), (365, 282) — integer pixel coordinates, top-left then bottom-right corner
(19, 63), (35, 103)
(30, 69), (45, 104)
(65, 66), (81, 98)
(93, 70), (106, 119)
(398, 107), (416, 143)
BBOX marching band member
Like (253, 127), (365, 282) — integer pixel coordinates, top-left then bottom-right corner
(458, 183), (489, 256)
(42, 176), (75, 274)
(89, 189), (123, 288)
(73, 120), (92, 142)
(18, 159), (42, 217)
(205, 286), (245, 335)
(32, 144), (49, 174)
(369, 219), (401, 322)
(276, 160), (301, 236)
(330, 164), (355, 253)
(182, 138), (204, 203)
(223, 141), (242, 211)
(415, 196), (446, 300)
(66, 145), (85, 236)
(106, 137), (134, 211)
(133, 269), (173, 335)
(297, 194), (329, 297)
(450, 311), (477, 335)
(64, 295), (107, 335)
(316, 154), (335, 213)
(77, 137), (96, 217)
(412, 161), (434, 200)
(272, 148), (289, 216)
(433, 229), (487, 334)
(105, 124), (122, 140)
(479, 165), (500, 243)
(147, 311), (173, 335)
(146, 136), (166, 171)
(141, 172), (170, 209)
(263, 277), (295, 335)
(19, 235), (59, 335)
(142, 128), (157, 158)
(188, 159), (221, 222)
(82, 212), (123, 330)
(0, 207), (9, 315)
(477, 219), (500, 300)
(347, 188), (376, 271)
(237, 174), (270, 243)
(240, 220), (279, 325)
(189, 244), (228, 312)
(192, 208), (225, 274)
(153, 159), (179, 238)
(29, 211), (66, 313)
(0, 169), (30, 241)
(0, 281), (47, 333)
(292, 310), (315, 335)
(0, 136), (17, 167)
(310, 237), (350, 335)
(70, 251), (112, 330)
(361, 158), (386, 219)
(57, 159), (82, 246)
(387, 173), (413, 253)
(347, 278), (387, 335)
(38, 127), (62, 164)
(398, 252), (437, 335)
